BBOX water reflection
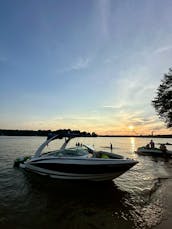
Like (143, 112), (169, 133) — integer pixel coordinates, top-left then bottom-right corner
(2, 171), (165, 229)
(130, 137), (136, 152)
(5, 174), (135, 229)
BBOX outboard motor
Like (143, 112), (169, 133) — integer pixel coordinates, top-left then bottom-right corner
(14, 156), (31, 168)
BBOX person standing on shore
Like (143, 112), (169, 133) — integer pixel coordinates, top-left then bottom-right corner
(110, 143), (113, 150)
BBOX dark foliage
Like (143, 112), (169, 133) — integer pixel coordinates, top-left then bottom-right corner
(0, 128), (97, 137)
(152, 68), (172, 128)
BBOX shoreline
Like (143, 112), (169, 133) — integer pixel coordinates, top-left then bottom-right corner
(0, 134), (172, 138)
(156, 179), (172, 229)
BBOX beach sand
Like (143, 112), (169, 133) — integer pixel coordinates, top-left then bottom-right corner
(156, 180), (172, 229)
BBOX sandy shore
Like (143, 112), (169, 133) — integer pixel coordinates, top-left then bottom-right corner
(155, 179), (172, 229)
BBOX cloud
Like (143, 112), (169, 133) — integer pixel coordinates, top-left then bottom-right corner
(96, 0), (111, 40)
(104, 55), (119, 64)
(127, 116), (158, 127)
(103, 105), (122, 109)
(55, 115), (98, 122)
(56, 56), (91, 73)
(71, 57), (90, 70)
(153, 45), (172, 54)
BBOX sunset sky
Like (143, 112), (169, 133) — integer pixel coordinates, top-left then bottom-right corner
(0, 0), (172, 135)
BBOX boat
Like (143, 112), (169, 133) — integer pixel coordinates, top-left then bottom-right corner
(135, 146), (172, 157)
(157, 142), (172, 146)
(14, 134), (138, 181)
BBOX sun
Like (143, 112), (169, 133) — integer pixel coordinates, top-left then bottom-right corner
(128, 125), (134, 131)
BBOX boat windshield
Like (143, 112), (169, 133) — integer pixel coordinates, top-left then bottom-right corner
(55, 147), (89, 157)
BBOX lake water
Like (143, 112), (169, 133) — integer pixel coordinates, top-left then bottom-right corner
(0, 136), (172, 229)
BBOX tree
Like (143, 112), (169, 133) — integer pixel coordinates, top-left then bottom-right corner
(152, 68), (172, 128)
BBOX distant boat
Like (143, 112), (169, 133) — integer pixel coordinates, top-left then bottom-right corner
(157, 142), (172, 145)
(135, 146), (172, 157)
(14, 134), (138, 181)
(165, 142), (172, 145)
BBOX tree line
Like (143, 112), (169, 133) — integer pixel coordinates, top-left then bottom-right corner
(0, 129), (98, 137)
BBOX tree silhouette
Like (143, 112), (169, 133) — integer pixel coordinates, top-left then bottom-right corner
(152, 68), (172, 128)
